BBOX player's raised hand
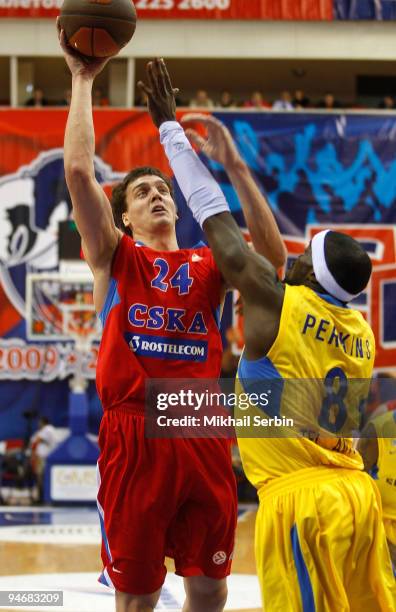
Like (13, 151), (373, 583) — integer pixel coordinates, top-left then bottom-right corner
(138, 58), (179, 128)
(57, 17), (110, 80)
(181, 113), (241, 170)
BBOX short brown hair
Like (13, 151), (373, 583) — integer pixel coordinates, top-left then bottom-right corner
(111, 166), (174, 237)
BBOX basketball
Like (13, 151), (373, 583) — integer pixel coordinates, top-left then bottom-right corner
(59, 0), (137, 58)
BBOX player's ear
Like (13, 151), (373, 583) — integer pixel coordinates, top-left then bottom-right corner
(307, 269), (316, 283)
(122, 211), (130, 228)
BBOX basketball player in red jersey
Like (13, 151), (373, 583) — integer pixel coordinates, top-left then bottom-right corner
(58, 23), (286, 611)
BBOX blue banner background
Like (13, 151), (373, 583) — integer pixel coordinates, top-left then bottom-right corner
(335, 0), (396, 19)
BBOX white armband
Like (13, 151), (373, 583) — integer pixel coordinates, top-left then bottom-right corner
(159, 121), (230, 227)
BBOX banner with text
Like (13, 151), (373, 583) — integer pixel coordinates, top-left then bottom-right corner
(0, 0), (333, 20)
(2, 0), (396, 20)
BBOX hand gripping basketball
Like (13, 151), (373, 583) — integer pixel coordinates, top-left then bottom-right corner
(59, 0), (137, 58)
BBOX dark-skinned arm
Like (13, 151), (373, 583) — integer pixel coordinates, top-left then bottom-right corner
(138, 61), (286, 272)
(139, 59), (283, 360)
(137, 58), (281, 298)
(203, 212), (284, 359)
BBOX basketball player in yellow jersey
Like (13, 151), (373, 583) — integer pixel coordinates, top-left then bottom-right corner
(154, 70), (396, 607)
(212, 229), (395, 611)
(358, 409), (396, 567)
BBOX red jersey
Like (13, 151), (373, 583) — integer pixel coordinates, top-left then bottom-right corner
(96, 234), (224, 412)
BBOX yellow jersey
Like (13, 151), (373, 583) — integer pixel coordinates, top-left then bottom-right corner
(236, 284), (376, 490)
(371, 410), (396, 541)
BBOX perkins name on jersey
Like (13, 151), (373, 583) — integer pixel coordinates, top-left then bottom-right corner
(302, 313), (372, 360)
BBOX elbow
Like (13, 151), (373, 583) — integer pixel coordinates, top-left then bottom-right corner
(64, 161), (93, 186)
(220, 242), (249, 275)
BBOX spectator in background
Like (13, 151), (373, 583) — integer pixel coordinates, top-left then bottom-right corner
(378, 96), (395, 110)
(272, 90), (294, 111)
(92, 87), (109, 107)
(29, 416), (58, 502)
(59, 88), (72, 106)
(25, 88), (48, 107)
(136, 88), (186, 108)
(317, 92), (342, 109)
(135, 89), (148, 107)
(292, 89), (310, 109)
(189, 89), (214, 108)
(218, 90), (236, 108)
(243, 90), (270, 109)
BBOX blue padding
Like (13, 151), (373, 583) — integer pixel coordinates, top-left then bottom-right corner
(291, 525), (315, 612)
(238, 353), (284, 418)
(69, 391), (88, 436)
(99, 278), (121, 328)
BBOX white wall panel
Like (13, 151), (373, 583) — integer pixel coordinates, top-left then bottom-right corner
(0, 19), (396, 61)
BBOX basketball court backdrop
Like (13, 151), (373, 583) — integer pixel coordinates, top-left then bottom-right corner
(0, 58), (395, 612)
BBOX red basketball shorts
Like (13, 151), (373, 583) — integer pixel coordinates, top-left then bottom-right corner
(97, 408), (237, 595)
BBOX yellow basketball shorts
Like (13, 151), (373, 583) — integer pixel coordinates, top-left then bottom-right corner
(256, 466), (396, 612)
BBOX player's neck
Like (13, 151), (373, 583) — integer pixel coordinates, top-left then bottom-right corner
(133, 229), (179, 251)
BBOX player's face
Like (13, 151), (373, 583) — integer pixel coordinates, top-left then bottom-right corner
(124, 175), (177, 236)
(284, 243), (314, 285)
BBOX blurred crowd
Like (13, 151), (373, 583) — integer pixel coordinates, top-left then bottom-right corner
(135, 88), (396, 111)
(24, 87), (109, 107)
(20, 86), (396, 111)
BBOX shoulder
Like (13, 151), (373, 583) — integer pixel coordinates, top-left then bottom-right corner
(113, 233), (143, 262)
(185, 245), (217, 267)
(352, 308), (376, 341)
(195, 246), (223, 281)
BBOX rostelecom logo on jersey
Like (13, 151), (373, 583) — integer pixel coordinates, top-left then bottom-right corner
(125, 332), (208, 362)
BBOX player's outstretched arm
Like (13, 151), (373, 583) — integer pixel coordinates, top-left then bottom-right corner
(141, 58), (283, 357)
(139, 59), (282, 298)
(202, 212), (283, 305)
(203, 212), (284, 358)
(181, 113), (287, 269)
(58, 20), (120, 273)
